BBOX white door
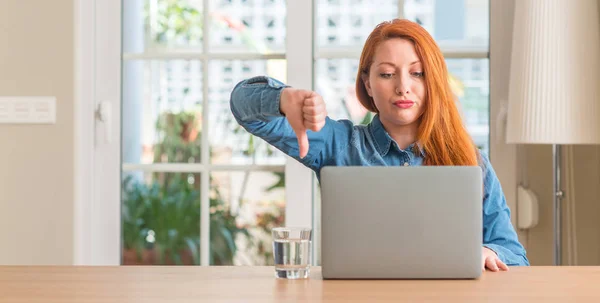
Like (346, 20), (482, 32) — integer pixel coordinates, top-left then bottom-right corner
(76, 0), (509, 266)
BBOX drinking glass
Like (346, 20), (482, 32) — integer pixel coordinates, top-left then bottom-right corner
(272, 227), (312, 279)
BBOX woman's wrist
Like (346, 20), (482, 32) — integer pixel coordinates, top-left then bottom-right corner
(279, 88), (291, 115)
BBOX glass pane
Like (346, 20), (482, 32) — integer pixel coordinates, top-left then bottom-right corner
(122, 171), (201, 265)
(315, 58), (371, 124)
(143, 0), (204, 51)
(404, 0), (489, 49)
(448, 58), (490, 154)
(122, 60), (203, 164)
(208, 60), (287, 165)
(209, 0), (286, 53)
(210, 171), (285, 265)
(316, 58), (490, 153)
(316, 0), (398, 50)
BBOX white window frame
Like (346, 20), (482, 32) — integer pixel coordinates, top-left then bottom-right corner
(73, 0), (521, 265)
(74, 0), (95, 265)
(74, 0), (314, 266)
(74, 0), (122, 265)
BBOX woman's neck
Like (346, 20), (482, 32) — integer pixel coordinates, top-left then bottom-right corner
(380, 118), (419, 150)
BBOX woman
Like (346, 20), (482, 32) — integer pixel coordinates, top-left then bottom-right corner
(230, 19), (529, 271)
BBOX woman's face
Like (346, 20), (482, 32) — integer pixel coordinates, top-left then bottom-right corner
(362, 38), (427, 128)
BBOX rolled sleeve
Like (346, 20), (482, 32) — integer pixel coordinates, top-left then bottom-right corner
(230, 76), (289, 122)
(229, 76), (353, 173)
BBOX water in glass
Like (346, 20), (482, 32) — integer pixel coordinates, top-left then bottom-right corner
(273, 238), (311, 279)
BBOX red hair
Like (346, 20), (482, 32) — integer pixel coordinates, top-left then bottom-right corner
(356, 19), (479, 166)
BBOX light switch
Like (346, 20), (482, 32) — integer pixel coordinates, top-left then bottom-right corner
(0, 96), (56, 124)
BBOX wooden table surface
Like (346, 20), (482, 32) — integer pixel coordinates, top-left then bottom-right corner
(1, 266), (599, 302)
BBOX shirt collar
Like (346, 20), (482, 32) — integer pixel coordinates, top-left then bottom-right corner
(369, 114), (393, 156)
(369, 114), (426, 157)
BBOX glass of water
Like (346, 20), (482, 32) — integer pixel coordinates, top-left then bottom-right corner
(272, 227), (312, 279)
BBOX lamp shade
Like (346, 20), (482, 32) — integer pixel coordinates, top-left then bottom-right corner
(506, 0), (600, 144)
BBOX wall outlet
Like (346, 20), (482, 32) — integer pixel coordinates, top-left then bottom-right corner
(517, 185), (539, 229)
(0, 96), (56, 124)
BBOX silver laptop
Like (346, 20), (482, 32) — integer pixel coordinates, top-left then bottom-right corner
(320, 166), (483, 279)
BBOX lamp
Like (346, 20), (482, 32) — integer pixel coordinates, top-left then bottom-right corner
(506, 0), (600, 265)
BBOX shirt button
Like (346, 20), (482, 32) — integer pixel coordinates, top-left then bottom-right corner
(403, 162), (409, 166)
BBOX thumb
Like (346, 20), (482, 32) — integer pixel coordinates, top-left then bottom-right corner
(296, 128), (309, 159)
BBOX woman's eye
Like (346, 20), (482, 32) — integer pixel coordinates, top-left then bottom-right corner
(412, 71), (424, 78)
(379, 73), (393, 79)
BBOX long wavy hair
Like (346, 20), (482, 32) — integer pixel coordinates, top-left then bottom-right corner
(356, 19), (479, 166)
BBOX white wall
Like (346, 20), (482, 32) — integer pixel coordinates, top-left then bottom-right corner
(0, 0), (74, 265)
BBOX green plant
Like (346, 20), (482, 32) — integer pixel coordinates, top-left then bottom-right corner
(210, 185), (251, 265)
(122, 173), (200, 265)
(153, 111), (201, 164)
(146, 0), (203, 46)
(122, 111), (251, 265)
(254, 199), (285, 264)
(122, 176), (149, 253)
(128, 2), (285, 266)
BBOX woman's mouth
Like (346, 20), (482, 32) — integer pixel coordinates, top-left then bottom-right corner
(393, 100), (415, 109)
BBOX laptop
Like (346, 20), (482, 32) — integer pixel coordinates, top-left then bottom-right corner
(319, 166), (483, 279)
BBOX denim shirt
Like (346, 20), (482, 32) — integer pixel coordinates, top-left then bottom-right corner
(230, 75), (529, 266)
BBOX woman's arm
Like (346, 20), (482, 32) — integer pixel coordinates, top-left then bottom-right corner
(480, 152), (530, 266)
(230, 75), (354, 173)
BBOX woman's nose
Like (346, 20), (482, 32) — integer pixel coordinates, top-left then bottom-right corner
(395, 77), (410, 96)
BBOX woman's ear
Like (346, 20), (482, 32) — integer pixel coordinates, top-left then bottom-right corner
(361, 73), (373, 97)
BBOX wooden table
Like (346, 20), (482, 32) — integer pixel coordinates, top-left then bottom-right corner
(1, 266), (599, 302)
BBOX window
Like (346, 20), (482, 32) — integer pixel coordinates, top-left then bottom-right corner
(312, 0), (490, 264)
(316, 0), (490, 152)
(121, 0), (288, 266)
(89, 0), (492, 266)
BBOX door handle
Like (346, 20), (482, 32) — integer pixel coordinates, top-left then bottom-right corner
(96, 101), (112, 144)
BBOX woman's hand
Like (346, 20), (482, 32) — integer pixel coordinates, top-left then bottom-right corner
(280, 88), (327, 159)
(483, 247), (509, 272)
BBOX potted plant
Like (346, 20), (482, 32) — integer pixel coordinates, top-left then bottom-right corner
(122, 110), (250, 265)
